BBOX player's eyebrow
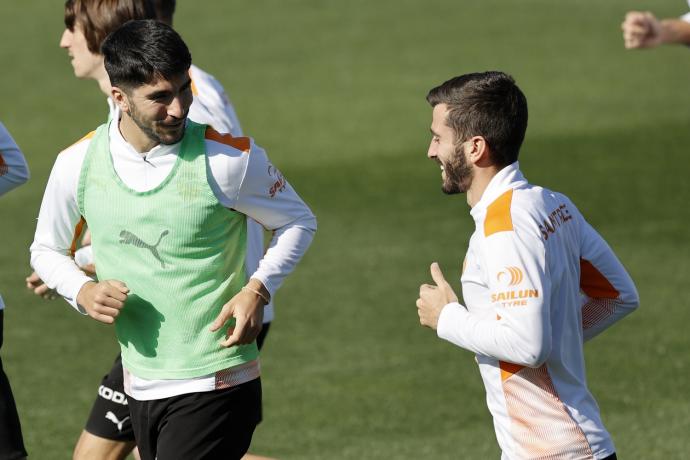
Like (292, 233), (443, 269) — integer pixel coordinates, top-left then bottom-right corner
(430, 128), (440, 137)
(148, 90), (171, 100)
(147, 78), (192, 100)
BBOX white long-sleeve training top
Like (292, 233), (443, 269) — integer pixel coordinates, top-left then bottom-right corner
(30, 120), (316, 399)
(0, 121), (30, 310)
(437, 162), (639, 460)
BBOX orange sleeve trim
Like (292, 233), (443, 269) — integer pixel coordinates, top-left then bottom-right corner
(580, 258), (619, 299)
(205, 127), (250, 153)
(499, 360), (525, 381)
(69, 217), (86, 257)
(484, 189), (514, 237)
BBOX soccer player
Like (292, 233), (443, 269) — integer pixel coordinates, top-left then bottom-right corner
(622, 2), (690, 49)
(0, 121), (30, 460)
(31, 19), (315, 459)
(416, 71), (639, 459)
(25, 1), (277, 458)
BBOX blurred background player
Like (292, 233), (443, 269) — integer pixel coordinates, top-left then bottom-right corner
(0, 121), (30, 460)
(622, 1), (690, 48)
(25, 1), (275, 459)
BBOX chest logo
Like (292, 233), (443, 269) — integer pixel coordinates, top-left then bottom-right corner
(119, 229), (169, 268)
(497, 266), (523, 286)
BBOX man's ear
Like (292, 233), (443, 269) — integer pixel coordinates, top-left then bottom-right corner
(467, 136), (491, 166)
(111, 86), (130, 114)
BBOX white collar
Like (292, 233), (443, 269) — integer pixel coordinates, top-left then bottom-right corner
(469, 161), (527, 220)
(108, 117), (182, 161)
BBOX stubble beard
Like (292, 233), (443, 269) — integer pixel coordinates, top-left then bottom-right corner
(128, 102), (185, 146)
(442, 146), (473, 195)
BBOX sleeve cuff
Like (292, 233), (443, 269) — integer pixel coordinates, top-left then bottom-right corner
(63, 277), (93, 315)
(436, 302), (468, 342)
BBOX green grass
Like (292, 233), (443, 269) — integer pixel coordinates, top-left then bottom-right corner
(1, 0), (689, 458)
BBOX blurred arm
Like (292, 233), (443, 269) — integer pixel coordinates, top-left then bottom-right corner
(0, 122), (29, 196)
(622, 11), (690, 48)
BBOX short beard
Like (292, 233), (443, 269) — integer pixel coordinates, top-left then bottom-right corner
(128, 100), (163, 145)
(442, 142), (473, 195)
(128, 99), (185, 146)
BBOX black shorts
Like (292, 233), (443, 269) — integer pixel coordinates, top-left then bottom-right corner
(84, 323), (272, 441)
(129, 378), (262, 460)
(84, 354), (135, 442)
(0, 311), (28, 460)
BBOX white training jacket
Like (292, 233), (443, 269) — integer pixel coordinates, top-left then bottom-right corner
(437, 162), (639, 459)
(0, 121), (30, 310)
(30, 120), (316, 399)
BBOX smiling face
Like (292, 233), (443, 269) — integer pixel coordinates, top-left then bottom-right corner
(115, 71), (194, 149)
(59, 22), (104, 80)
(428, 103), (474, 194)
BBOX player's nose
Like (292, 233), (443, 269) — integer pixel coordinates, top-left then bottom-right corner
(59, 28), (72, 48)
(427, 142), (437, 159)
(167, 96), (185, 118)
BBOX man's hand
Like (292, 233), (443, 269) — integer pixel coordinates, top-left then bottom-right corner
(417, 262), (458, 330)
(209, 279), (268, 348)
(76, 280), (129, 324)
(622, 11), (663, 49)
(26, 271), (57, 300)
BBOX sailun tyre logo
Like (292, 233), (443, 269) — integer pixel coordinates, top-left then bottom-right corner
(497, 266), (523, 286)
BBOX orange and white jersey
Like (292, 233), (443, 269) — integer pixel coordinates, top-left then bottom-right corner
(188, 64), (242, 137)
(437, 162), (639, 460)
(0, 121), (30, 310)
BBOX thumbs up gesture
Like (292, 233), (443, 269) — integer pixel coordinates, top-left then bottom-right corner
(417, 262), (458, 330)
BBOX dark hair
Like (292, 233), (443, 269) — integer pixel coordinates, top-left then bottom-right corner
(64, 0), (157, 53)
(153, 0), (176, 25)
(102, 19), (191, 89)
(426, 71), (528, 167)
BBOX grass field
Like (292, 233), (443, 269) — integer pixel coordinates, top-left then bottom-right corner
(1, 0), (689, 458)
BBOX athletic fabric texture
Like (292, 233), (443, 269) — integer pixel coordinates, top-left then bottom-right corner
(84, 323), (271, 439)
(128, 378), (261, 460)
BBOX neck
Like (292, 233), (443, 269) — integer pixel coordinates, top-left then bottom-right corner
(119, 114), (159, 154)
(93, 65), (112, 98)
(467, 164), (502, 208)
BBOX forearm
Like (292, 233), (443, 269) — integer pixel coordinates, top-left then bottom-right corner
(659, 18), (690, 45)
(437, 303), (550, 367)
(250, 219), (316, 297)
(30, 241), (92, 312)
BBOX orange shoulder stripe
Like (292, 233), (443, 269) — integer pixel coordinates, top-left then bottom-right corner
(484, 189), (514, 237)
(62, 131), (96, 155)
(205, 127), (250, 153)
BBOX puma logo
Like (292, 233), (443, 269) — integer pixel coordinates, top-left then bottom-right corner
(119, 229), (169, 268)
(105, 411), (130, 432)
